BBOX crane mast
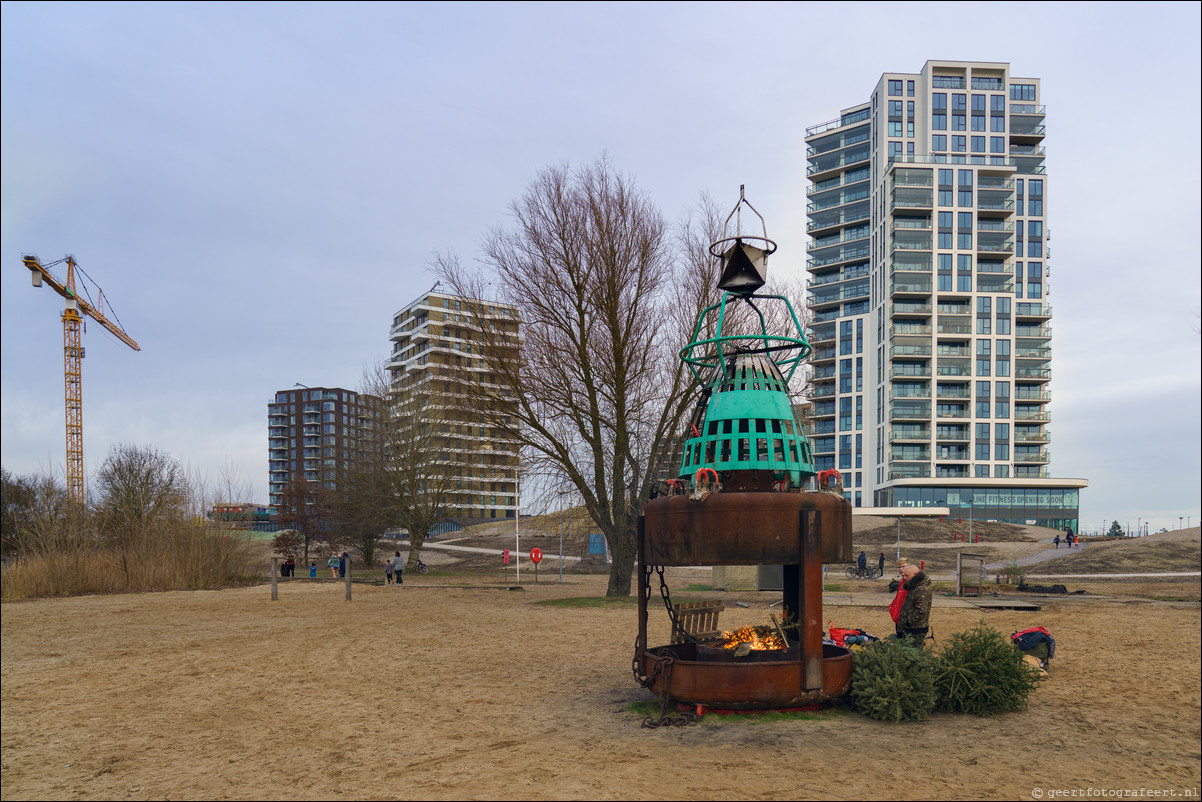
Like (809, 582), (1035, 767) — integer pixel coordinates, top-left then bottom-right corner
(23, 254), (140, 505)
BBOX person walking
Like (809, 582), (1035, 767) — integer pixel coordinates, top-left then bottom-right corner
(394, 550), (404, 586)
(338, 552), (349, 579)
(1053, 534), (1061, 549)
(878, 552), (885, 576)
(857, 551), (867, 576)
(385, 557), (394, 585)
(327, 554), (339, 578)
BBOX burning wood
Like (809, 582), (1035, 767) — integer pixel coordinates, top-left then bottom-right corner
(712, 624), (787, 652)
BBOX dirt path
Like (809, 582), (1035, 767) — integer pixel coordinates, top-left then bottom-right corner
(2, 575), (1199, 800)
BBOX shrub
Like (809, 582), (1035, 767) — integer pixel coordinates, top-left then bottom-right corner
(850, 638), (937, 722)
(932, 622), (1041, 715)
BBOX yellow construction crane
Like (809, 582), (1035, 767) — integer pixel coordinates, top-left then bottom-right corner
(22, 254), (140, 505)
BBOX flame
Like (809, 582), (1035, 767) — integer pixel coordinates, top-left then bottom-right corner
(716, 624), (786, 651)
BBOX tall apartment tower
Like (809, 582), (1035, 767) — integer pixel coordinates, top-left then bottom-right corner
(388, 290), (520, 521)
(267, 387), (384, 508)
(804, 60), (1085, 531)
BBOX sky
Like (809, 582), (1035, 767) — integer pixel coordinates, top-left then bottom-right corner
(2, 1), (1200, 534)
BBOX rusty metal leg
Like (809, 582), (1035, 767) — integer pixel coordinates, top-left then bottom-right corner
(800, 510), (824, 691)
(637, 516), (647, 657)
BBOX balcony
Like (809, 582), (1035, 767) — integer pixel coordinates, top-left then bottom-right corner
(1015, 390), (1052, 401)
(890, 401), (932, 420)
(935, 446), (970, 461)
(1014, 449), (1051, 464)
(890, 343), (932, 357)
(1015, 431), (1051, 443)
(808, 242), (871, 269)
(935, 387), (971, 399)
(807, 206), (871, 233)
(890, 187), (934, 211)
(1015, 409), (1050, 421)
(1015, 367), (1052, 381)
(935, 404), (970, 419)
(810, 263), (871, 286)
(890, 449), (931, 463)
(890, 428), (930, 442)
(806, 108), (871, 138)
(1016, 347), (1052, 359)
(1015, 302), (1053, 319)
(1010, 104), (1046, 118)
(806, 124), (870, 157)
(890, 323), (932, 337)
(807, 183), (870, 211)
(890, 280), (933, 295)
(807, 147), (870, 178)
(889, 466), (932, 480)
(977, 176), (1014, 190)
(935, 426), (970, 441)
(890, 365), (932, 379)
(1015, 325), (1053, 339)
(936, 318), (972, 335)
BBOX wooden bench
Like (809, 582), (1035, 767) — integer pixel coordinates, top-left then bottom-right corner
(671, 600), (725, 644)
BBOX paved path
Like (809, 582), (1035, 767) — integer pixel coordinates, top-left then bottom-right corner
(412, 538), (582, 563)
(983, 537), (1087, 572)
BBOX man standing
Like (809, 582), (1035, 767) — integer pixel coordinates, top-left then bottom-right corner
(895, 563), (932, 642)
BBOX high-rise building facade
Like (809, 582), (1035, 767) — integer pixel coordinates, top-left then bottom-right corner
(267, 387), (383, 509)
(804, 60), (1086, 530)
(388, 290), (520, 521)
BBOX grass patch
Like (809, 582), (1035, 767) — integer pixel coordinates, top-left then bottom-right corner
(536, 596), (639, 608)
(683, 583), (713, 592)
(823, 583), (848, 592)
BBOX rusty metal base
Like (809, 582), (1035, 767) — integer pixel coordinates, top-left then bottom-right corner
(641, 643), (853, 710)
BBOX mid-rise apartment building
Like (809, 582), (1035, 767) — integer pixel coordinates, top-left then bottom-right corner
(267, 387), (383, 509)
(804, 60), (1086, 530)
(388, 290), (520, 521)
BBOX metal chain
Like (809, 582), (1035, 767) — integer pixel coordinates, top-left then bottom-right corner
(656, 565), (700, 645)
(632, 563), (699, 728)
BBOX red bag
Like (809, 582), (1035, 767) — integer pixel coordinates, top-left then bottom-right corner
(889, 588), (908, 623)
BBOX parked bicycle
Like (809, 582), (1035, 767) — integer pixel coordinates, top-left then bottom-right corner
(844, 564), (882, 579)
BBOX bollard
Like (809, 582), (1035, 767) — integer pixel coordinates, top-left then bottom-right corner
(345, 560), (352, 601)
(271, 557), (279, 601)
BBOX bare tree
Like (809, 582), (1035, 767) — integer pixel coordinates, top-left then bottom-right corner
(273, 473), (335, 564)
(360, 361), (457, 574)
(94, 444), (189, 583)
(437, 157), (725, 596)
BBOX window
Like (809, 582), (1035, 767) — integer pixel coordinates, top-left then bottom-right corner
(889, 121), (903, 137)
(952, 135), (966, 152)
(889, 100), (904, 117)
(932, 134), (947, 151)
(990, 95), (1005, 113)
(1010, 84), (1036, 101)
(952, 114), (966, 131)
(889, 141), (904, 159)
(990, 136), (1005, 153)
(991, 115), (1006, 132)
(971, 136), (985, 152)
(907, 80), (915, 97)
(889, 79), (903, 96)
(952, 94), (967, 112)
(932, 113), (947, 131)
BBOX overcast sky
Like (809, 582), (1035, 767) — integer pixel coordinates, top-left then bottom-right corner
(2, 2), (1199, 533)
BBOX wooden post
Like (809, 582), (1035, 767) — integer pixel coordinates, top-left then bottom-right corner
(271, 557), (279, 601)
(345, 558), (352, 601)
(956, 552), (963, 597)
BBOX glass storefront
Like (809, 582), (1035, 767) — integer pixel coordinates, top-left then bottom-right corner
(875, 485), (1080, 532)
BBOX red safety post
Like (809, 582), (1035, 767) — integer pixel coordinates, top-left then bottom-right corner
(920, 560), (925, 570)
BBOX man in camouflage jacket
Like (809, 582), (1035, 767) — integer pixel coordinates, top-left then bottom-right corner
(896, 563), (932, 641)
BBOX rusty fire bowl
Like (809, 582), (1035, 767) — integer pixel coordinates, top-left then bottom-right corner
(641, 642), (853, 710)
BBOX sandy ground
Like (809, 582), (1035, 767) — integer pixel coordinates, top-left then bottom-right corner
(2, 573), (1200, 801)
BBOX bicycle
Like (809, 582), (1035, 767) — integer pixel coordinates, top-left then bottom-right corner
(844, 564), (881, 580)
(416, 558), (428, 575)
